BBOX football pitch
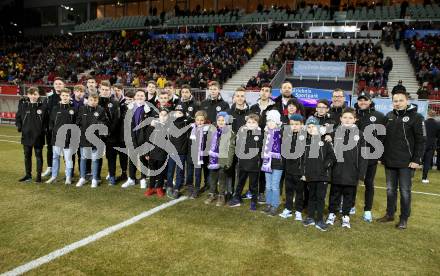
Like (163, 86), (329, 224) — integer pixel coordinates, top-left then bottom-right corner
(0, 125), (439, 275)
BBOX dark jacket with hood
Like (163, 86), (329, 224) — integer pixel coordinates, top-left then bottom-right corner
(236, 127), (263, 172)
(177, 96), (200, 120)
(16, 100), (47, 147)
(383, 104), (426, 168)
(230, 103), (250, 133)
(200, 95), (230, 123)
(99, 97), (121, 145)
(331, 126), (368, 186)
(354, 102), (386, 164)
(76, 105), (109, 147)
(49, 101), (77, 148)
(301, 134), (336, 182)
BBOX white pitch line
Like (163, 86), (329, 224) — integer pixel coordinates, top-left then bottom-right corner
(0, 134), (20, 138)
(1, 196), (188, 276)
(0, 139), (20, 144)
(360, 185), (440, 197)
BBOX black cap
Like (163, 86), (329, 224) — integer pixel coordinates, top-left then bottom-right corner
(358, 91), (371, 101)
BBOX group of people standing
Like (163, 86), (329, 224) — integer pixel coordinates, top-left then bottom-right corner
(15, 77), (428, 231)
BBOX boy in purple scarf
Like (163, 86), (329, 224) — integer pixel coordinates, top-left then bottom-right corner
(205, 112), (236, 206)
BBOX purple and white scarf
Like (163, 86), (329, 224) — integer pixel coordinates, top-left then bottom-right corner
(261, 128), (282, 173)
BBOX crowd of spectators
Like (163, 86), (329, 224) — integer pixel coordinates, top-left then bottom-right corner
(405, 34), (440, 99)
(0, 29), (266, 89)
(246, 40), (390, 94)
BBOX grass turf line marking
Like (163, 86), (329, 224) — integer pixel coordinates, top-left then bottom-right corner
(0, 135), (20, 138)
(0, 139), (20, 144)
(1, 196), (188, 276)
(360, 185), (440, 197)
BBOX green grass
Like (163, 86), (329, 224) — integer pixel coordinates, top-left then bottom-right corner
(0, 125), (439, 275)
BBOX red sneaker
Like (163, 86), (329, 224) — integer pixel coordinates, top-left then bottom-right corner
(156, 188), (165, 197)
(144, 188), (156, 197)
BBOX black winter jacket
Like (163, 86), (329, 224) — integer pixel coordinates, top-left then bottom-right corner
(76, 105), (109, 147)
(383, 104), (426, 168)
(49, 102), (77, 148)
(16, 100), (47, 147)
(236, 127), (263, 172)
(332, 127), (368, 186)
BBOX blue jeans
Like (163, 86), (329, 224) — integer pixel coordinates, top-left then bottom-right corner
(80, 147), (100, 180)
(385, 167), (413, 220)
(265, 169), (283, 208)
(167, 154), (186, 190)
(52, 146), (74, 178)
(186, 162), (209, 192)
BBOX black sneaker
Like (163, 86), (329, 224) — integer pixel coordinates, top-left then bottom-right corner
(35, 175), (42, 183)
(228, 198), (241, 207)
(315, 221), (329, 232)
(19, 175), (32, 182)
(257, 193), (265, 205)
(261, 205), (271, 214)
(189, 191), (199, 199)
(396, 219), (408, 230)
(116, 172), (127, 182)
(268, 207), (278, 217)
(302, 217), (316, 227)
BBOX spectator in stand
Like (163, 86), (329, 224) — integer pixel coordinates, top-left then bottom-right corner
(391, 80), (406, 95)
(417, 83), (430, 99)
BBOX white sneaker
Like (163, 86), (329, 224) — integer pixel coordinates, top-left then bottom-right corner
(350, 207), (356, 215)
(294, 211), (303, 221)
(279, 208), (292, 219)
(76, 178), (87, 187)
(91, 179), (98, 188)
(65, 176), (72, 185)
(42, 167), (52, 177)
(45, 176), (56, 184)
(363, 211), (373, 223)
(422, 179), (429, 184)
(140, 178), (147, 189)
(121, 178), (135, 188)
(326, 213), (336, 225)
(342, 215), (351, 228)
(105, 174), (110, 180)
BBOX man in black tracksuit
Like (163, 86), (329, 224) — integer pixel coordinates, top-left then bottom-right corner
(42, 77), (65, 177)
(421, 110), (440, 182)
(98, 81), (121, 185)
(16, 87), (47, 183)
(228, 114), (263, 209)
(354, 92), (386, 221)
(378, 91), (426, 229)
(200, 81), (229, 123)
(177, 84), (200, 120)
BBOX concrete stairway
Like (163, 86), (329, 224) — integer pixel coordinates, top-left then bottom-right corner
(222, 40), (282, 91)
(382, 44), (419, 98)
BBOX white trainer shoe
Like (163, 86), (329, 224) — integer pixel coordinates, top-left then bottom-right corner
(140, 178), (147, 189)
(121, 178), (135, 188)
(279, 208), (292, 218)
(342, 215), (351, 228)
(76, 178), (87, 187)
(326, 213), (336, 225)
(91, 179), (98, 188)
(422, 179), (429, 184)
(350, 207), (356, 215)
(65, 176), (72, 185)
(294, 211), (303, 221)
(42, 167), (52, 177)
(45, 177), (56, 184)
